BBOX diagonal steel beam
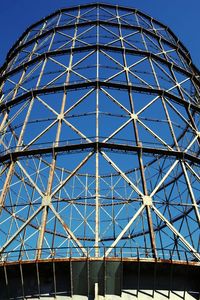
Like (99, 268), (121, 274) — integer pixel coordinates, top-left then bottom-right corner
(101, 151), (144, 197)
(64, 88), (95, 116)
(50, 204), (88, 256)
(150, 160), (179, 197)
(62, 118), (92, 143)
(17, 161), (44, 198)
(137, 118), (174, 151)
(0, 205), (43, 254)
(101, 87), (131, 115)
(152, 204), (200, 261)
(181, 161), (200, 223)
(103, 118), (133, 143)
(51, 151), (94, 198)
(105, 204), (145, 257)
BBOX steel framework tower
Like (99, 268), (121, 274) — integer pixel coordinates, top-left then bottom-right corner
(0, 3), (199, 299)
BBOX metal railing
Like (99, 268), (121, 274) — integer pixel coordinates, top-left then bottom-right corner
(0, 246), (198, 263)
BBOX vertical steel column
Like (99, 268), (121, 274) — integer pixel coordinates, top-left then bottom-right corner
(95, 4), (100, 257)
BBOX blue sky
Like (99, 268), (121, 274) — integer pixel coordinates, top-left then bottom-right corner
(0, 0), (200, 69)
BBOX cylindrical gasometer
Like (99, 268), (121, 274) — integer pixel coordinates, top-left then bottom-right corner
(0, 3), (199, 299)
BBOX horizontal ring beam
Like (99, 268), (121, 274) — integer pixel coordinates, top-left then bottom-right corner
(1, 81), (199, 113)
(1, 45), (199, 88)
(2, 20), (195, 75)
(0, 142), (199, 165)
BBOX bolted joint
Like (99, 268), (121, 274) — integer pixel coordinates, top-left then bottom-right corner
(42, 196), (52, 206)
(131, 113), (138, 120)
(57, 113), (64, 120)
(143, 196), (153, 206)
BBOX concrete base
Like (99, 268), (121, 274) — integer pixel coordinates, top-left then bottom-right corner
(0, 259), (199, 299)
(26, 291), (199, 300)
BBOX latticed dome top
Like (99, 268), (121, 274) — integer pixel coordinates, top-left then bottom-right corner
(0, 3), (199, 262)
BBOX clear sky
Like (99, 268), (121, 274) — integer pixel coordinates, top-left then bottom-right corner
(0, 0), (200, 69)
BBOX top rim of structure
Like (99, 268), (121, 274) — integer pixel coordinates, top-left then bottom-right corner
(1, 2), (198, 73)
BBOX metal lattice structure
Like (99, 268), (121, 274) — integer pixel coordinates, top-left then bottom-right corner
(0, 3), (199, 264)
